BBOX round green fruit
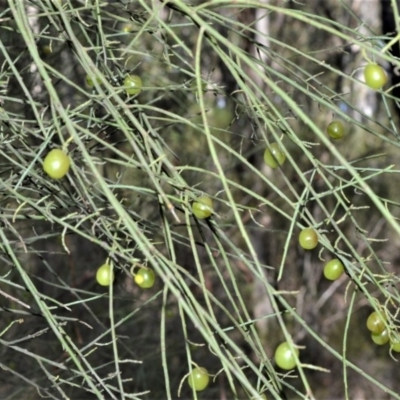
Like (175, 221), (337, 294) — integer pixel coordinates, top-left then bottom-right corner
(122, 24), (136, 33)
(86, 74), (103, 88)
(124, 74), (143, 95)
(42, 45), (53, 55)
(134, 268), (155, 289)
(210, 103), (233, 130)
(363, 64), (387, 90)
(192, 196), (213, 219)
(274, 341), (299, 370)
(188, 367), (210, 391)
(323, 259), (344, 280)
(263, 142), (286, 168)
(298, 228), (318, 250)
(366, 310), (386, 334)
(371, 329), (389, 345)
(43, 149), (70, 179)
(327, 121), (344, 139)
(390, 337), (400, 352)
(96, 263), (114, 286)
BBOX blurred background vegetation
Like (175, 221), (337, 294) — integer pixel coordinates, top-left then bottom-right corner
(1, 0), (400, 399)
